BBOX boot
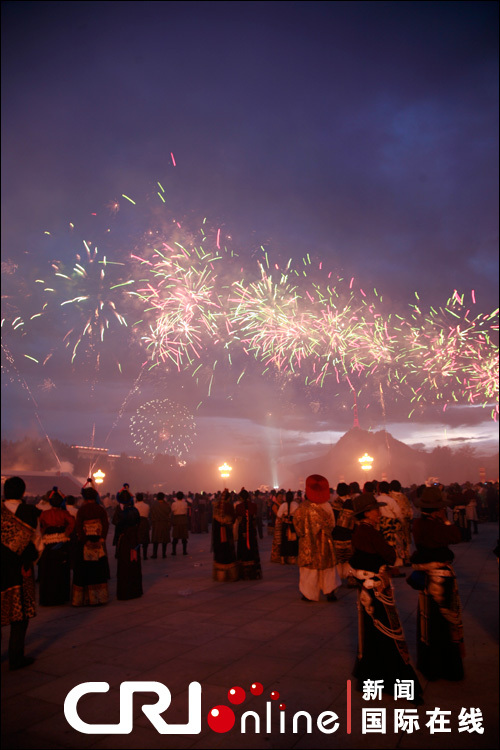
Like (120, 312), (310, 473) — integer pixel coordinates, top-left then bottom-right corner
(143, 545), (148, 560)
(151, 543), (158, 559)
(162, 543), (167, 559)
(9, 620), (30, 670)
(182, 540), (187, 556)
(171, 540), (177, 556)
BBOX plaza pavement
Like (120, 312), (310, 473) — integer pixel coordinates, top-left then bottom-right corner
(1, 522), (498, 750)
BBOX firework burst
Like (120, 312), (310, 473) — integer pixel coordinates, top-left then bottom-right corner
(130, 398), (196, 458)
(130, 222), (234, 372)
(3, 181), (497, 423)
(31, 239), (135, 370)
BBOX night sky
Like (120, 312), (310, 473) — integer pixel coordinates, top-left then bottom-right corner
(1, 1), (498, 482)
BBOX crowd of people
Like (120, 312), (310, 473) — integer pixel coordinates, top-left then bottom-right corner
(1, 473), (498, 702)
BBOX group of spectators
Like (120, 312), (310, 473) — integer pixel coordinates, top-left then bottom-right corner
(257, 475), (493, 703)
(1, 473), (498, 706)
(204, 475), (496, 704)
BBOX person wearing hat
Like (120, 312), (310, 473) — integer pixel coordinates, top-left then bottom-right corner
(410, 486), (464, 681)
(270, 490), (299, 566)
(293, 475), (340, 602)
(38, 487), (75, 606)
(349, 492), (422, 702)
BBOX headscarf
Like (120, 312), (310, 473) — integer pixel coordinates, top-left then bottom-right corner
(48, 486), (65, 508)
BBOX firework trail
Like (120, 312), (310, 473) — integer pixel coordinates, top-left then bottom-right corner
(1, 343), (62, 468)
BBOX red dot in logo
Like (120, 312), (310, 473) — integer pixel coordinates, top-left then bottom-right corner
(207, 705), (236, 733)
(279, 703), (286, 711)
(250, 682), (263, 696)
(228, 686), (246, 704)
(270, 691), (280, 701)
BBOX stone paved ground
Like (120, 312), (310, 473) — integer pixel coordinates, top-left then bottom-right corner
(1, 522), (498, 749)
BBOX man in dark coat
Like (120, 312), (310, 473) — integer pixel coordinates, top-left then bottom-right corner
(150, 492), (172, 558)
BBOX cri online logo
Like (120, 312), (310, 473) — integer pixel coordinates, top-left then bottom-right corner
(65, 680), (340, 735)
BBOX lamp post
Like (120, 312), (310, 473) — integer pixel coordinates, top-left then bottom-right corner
(218, 462), (232, 482)
(358, 453), (373, 473)
(93, 469), (105, 485)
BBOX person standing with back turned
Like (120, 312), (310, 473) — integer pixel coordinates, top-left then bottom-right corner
(171, 491), (189, 556)
(150, 491), (171, 559)
(411, 486), (464, 681)
(1, 476), (41, 669)
(293, 474), (340, 602)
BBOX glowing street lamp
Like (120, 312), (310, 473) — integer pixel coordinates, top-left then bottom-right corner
(93, 469), (106, 485)
(358, 453), (373, 472)
(218, 462), (232, 480)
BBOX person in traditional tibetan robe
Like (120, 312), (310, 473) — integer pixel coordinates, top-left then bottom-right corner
(212, 489), (239, 582)
(38, 488), (75, 605)
(293, 474), (340, 602)
(349, 492), (422, 703)
(72, 487), (109, 606)
(411, 486), (464, 681)
(270, 490), (299, 565)
(235, 488), (262, 580)
(1, 476), (41, 669)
